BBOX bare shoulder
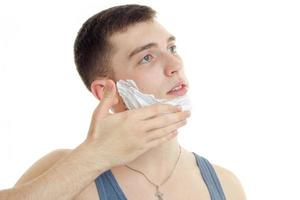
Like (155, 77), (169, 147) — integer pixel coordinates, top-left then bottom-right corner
(14, 148), (72, 187)
(212, 164), (247, 200)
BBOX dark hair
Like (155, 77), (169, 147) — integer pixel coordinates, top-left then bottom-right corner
(74, 4), (157, 92)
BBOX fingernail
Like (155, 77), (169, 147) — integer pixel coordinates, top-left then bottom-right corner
(176, 105), (182, 111)
(186, 111), (191, 116)
(103, 85), (112, 97)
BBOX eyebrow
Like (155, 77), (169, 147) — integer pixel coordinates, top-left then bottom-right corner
(128, 35), (176, 59)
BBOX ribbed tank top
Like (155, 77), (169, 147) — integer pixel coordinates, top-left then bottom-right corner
(95, 152), (226, 200)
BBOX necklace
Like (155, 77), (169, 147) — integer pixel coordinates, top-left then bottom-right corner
(124, 145), (182, 200)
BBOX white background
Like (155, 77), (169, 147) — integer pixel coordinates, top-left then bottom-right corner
(0, 0), (299, 199)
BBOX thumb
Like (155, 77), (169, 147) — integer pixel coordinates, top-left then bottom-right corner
(94, 80), (119, 119)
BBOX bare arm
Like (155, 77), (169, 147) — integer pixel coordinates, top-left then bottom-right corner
(14, 149), (72, 187)
(0, 80), (189, 200)
(0, 143), (109, 200)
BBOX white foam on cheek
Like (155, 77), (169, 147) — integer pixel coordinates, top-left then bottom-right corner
(116, 80), (192, 111)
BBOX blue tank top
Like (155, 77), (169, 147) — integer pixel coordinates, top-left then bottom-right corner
(95, 152), (226, 200)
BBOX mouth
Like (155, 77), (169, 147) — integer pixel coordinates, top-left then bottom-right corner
(167, 81), (188, 97)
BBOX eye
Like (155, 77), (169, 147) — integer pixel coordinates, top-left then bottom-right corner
(139, 54), (153, 64)
(168, 45), (177, 54)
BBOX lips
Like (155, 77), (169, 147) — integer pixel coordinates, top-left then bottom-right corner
(167, 81), (188, 96)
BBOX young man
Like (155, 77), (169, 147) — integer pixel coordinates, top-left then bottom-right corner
(0, 4), (246, 200)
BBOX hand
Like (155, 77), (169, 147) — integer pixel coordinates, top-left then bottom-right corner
(83, 80), (191, 168)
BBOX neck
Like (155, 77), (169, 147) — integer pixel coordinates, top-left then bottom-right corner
(125, 137), (182, 182)
(111, 98), (185, 183)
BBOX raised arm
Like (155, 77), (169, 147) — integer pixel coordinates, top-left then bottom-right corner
(0, 80), (190, 200)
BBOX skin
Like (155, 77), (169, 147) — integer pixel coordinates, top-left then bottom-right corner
(90, 19), (190, 179)
(0, 19), (247, 200)
(88, 19), (247, 200)
(91, 20), (189, 107)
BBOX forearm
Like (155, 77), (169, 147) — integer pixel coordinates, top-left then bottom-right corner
(1, 142), (109, 200)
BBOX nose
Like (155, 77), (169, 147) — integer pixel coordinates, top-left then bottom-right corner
(163, 53), (182, 77)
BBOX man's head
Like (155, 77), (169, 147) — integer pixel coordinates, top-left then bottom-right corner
(74, 4), (189, 112)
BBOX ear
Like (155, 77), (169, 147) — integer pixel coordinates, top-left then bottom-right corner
(90, 79), (115, 101)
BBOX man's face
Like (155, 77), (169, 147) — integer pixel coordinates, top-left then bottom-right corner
(109, 20), (189, 110)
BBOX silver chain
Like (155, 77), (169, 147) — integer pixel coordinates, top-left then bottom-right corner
(124, 145), (182, 199)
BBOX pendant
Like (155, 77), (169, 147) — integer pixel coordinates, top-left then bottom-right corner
(155, 185), (164, 200)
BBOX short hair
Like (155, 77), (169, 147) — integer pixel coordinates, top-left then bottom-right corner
(74, 4), (157, 92)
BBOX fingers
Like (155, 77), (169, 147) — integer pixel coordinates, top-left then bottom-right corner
(94, 80), (119, 119)
(133, 103), (182, 120)
(143, 110), (190, 131)
(146, 134), (177, 149)
(146, 120), (186, 149)
(145, 119), (187, 142)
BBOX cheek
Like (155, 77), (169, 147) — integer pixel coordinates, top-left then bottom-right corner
(131, 70), (163, 94)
